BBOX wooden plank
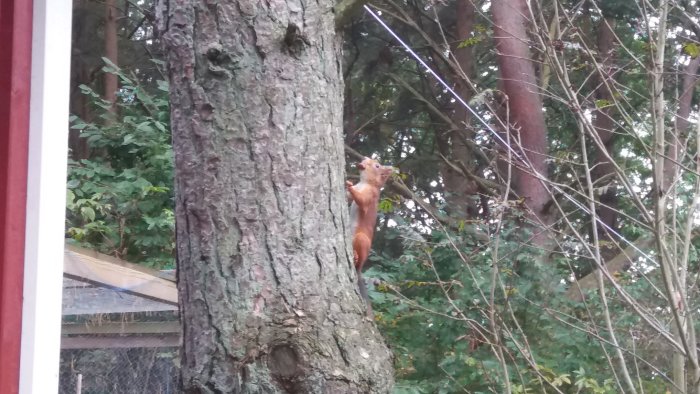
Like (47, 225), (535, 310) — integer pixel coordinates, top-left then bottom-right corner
(62, 321), (180, 335)
(60, 335), (180, 350)
(0, 0), (34, 391)
(62, 278), (177, 315)
(64, 244), (177, 282)
(566, 236), (655, 302)
(64, 245), (178, 305)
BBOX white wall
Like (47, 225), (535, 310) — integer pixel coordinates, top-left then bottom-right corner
(20, 0), (73, 392)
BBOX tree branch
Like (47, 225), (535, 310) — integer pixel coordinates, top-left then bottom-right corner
(388, 73), (491, 165)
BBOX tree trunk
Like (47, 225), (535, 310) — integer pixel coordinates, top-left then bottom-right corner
(492, 0), (552, 238)
(69, 63), (92, 160)
(668, 40), (700, 394)
(69, 0), (94, 160)
(104, 0), (118, 111)
(436, 0), (478, 219)
(590, 17), (619, 264)
(666, 54), (700, 187)
(158, 0), (395, 392)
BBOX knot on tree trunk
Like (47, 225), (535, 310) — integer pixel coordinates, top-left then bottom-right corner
(269, 344), (304, 391)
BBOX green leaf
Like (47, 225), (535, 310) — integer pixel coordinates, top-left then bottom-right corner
(153, 121), (167, 132)
(594, 99), (612, 109)
(378, 198), (394, 213)
(80, 206), (96, 222)
(456, 36), (482, 48)
(101, 56), (120, 71)
(156, 80), (169, 91)
(684, 42), (700, 58)
(66, 189), (76, 209)
(136, 121), (155, 133)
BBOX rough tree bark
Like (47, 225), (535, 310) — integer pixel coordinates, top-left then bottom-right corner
(157, 0), (394, 392)
(492, 0), (552, 238)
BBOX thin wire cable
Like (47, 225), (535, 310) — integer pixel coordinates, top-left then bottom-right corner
(363, 4), (656, 264)
(363, 5), (515, 155)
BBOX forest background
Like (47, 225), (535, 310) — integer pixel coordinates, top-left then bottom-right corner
(64, 0), (700, 392)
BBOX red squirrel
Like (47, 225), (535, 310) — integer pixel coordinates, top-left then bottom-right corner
(346, 157), (394, 307)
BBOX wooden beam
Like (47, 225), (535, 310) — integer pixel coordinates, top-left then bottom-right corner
(62, 278), (178, 315)
(0, 0), (34, 391)
(61, 335), (180, 350)
(64, 245), (178, 305)
(566, 236), (655, 302)
(62, 321), (180, 335)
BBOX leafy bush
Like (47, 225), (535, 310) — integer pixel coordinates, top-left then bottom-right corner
(367, 220), (657, 393)
(66, 60), (175, 268)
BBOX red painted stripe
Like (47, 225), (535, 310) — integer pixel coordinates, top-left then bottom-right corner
(0, 0), (33, 392)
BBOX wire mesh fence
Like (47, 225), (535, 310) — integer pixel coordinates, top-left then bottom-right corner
(60, 247), (181, 393)
(59, 346), (180, 394)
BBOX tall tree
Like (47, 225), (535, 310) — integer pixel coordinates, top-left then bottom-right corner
(437, 0), (479, 218)
(590, 17), (620, 263)
(158, 0), (394, 392)
(70, 0), (102, 159)
(104, 0), (119, 112)
(492, 0), (552, 242)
